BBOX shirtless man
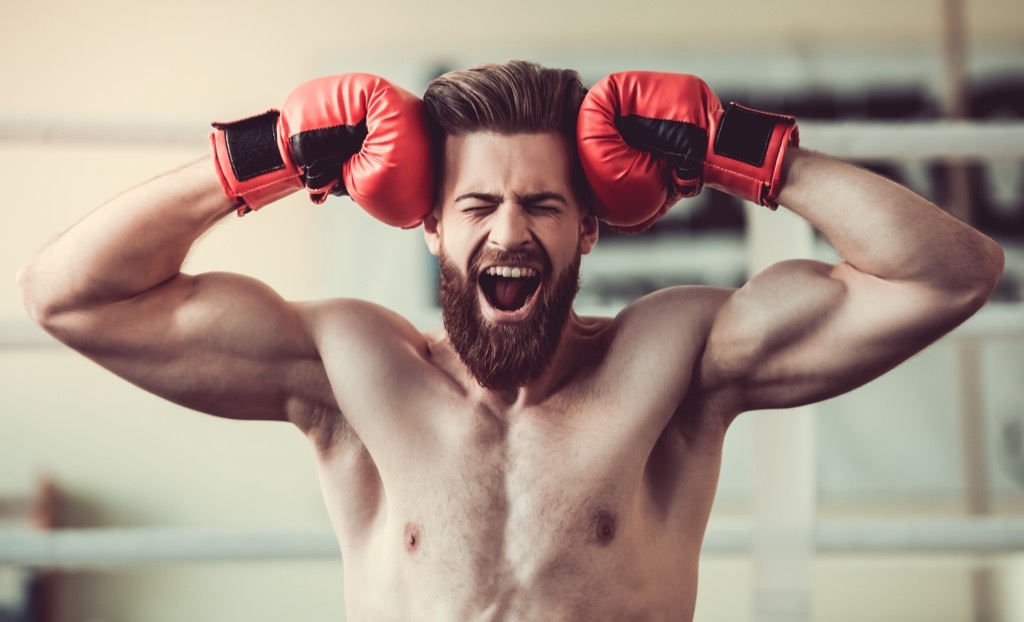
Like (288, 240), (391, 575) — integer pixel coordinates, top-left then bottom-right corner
(17, 61), (1004, 621)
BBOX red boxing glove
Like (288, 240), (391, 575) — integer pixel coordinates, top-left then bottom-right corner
(210, 73), (432, 228)
(577, 71), (798, 232)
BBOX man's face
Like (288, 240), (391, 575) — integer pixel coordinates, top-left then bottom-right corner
(424, 132), (598, 391)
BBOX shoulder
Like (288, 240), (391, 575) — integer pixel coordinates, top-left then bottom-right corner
(286, 298), (444, 447)
(613, 285), (734, 345)
(292, 298), (437, 405)
(296, 298), (429, 355)
(582, 286), (735, 395)
(614, 286), (749, 430)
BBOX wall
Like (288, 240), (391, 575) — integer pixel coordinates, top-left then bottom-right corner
(2, 0), (1023, 620)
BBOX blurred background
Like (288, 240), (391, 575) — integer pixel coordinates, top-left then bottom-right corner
(1, 0), (1022, 620)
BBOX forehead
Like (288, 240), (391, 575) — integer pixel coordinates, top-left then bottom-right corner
(441, 132), (573, 199)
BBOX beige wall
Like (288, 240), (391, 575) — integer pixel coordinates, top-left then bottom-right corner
(2, 0), (1023, 620)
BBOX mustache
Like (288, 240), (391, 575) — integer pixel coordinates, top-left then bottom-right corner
(469, 247), (550, 275)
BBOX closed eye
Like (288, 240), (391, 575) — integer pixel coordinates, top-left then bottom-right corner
(462, 205), (497, 215)
(518, 191), (568, 213)
(526, 204), (562, 215)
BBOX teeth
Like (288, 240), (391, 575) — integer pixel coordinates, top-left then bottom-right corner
(486, 266), (537, 278)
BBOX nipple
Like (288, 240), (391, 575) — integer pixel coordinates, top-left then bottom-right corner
(404, 522), (421, 553)
(591, 509), (617, 546)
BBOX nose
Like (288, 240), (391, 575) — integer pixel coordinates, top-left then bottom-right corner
(487, 205), (533, 251)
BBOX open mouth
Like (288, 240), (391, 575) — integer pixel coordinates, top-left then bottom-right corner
(478, 265), (543, 316)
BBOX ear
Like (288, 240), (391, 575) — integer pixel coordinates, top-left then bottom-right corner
(579, 211), (599, 255)
(423, 208), (442, 256)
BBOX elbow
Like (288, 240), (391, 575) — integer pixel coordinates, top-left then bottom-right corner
(956, 235), (1005, 313)
(15, 260), (64, 333)
(976, 236), (1005, 302)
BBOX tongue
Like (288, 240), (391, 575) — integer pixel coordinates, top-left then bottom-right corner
(494, 279), (530, 311)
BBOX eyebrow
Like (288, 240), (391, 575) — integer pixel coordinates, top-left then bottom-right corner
(453, 191), (568, 206)
(518, 191), (568, 206)
(454, 192), (503, 205)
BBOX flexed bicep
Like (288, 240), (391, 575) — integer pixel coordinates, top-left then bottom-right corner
(53, 271), (331, 422)
(703, 258), (969, 413)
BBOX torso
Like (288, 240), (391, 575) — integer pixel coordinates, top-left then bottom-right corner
(301, 287), (734, 621)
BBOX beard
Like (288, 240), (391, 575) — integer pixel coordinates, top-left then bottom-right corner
(438, 243), (582, 392)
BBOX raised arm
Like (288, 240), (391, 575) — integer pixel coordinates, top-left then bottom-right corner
(16, 157), (333, 422)
(576, 70), (1004, 417)
(705, 148), (1004, 411)
(17, 73), (435, 425)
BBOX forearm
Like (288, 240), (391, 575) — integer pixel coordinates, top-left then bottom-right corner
(774, 148), (1004, 296)
(18, 156), (235, 320)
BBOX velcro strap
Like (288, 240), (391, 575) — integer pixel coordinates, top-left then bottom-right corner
(615, 115), (707, 182)
(289, 121), (369, 195)
(213, 111), (285, 181)
(713, 104), (792, 167)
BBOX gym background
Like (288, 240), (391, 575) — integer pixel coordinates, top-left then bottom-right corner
(1, 0), (1022, 620)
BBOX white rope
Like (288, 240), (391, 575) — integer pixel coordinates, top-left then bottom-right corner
(1, 118), (1023, 160)
(799, 121), (1024, 160)
(0, 527), (338, 568)
(704, 517), (1024, 555)
(2, 519), (1022, 568)
(5, 302), (1024, 349)
(0, 118), (204, 146)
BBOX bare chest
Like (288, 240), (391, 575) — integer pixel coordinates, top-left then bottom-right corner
(318, 391), (718, 620)
(409, 407), (638, 581)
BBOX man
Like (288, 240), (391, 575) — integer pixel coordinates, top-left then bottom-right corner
(17, 61), (1003, 620)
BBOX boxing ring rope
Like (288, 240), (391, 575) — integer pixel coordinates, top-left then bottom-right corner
(2, 518), (1023, 568)
(2, 117), (1024, 159)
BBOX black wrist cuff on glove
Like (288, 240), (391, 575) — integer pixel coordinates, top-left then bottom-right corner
(713, 104), (792, 168)
(212, 110), (285, 182)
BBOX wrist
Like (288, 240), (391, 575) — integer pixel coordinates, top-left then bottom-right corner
(772, 148), (838, 212)
(168, 157), (246, 225)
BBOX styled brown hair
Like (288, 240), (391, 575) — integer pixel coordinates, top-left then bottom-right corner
(423, 60), (590, 207)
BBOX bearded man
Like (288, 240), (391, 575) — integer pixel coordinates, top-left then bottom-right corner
(17, 61), (1003, 621)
